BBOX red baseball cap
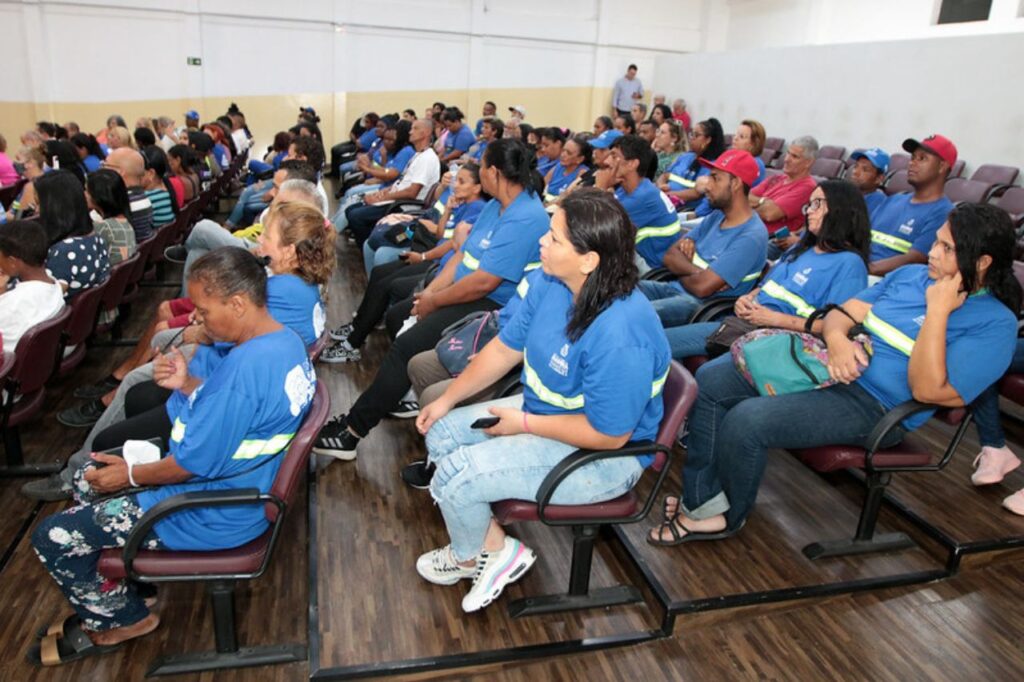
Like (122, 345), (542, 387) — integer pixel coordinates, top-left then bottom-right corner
(699, 149), (760, 187)
(902, 134), (957, 169)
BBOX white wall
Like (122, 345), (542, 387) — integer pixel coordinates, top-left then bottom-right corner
(653, 30), (1024, 172)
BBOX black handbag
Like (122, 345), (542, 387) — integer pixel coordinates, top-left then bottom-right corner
(705, 317), (757, 358)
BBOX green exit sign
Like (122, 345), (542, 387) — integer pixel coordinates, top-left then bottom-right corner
(187, 57), (202, 66)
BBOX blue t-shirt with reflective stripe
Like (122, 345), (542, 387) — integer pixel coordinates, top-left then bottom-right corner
(454, 192), (548, 306)
(615, 178), (680, 269)
(863, 189), (887, 222)
(499, 273), (670, 465)
(546, 162), (587, 199)
(357, 129), (378, 151)
(854, 264), (1016, 430)
(665, 152), (711, 210)
(140, 328), (316, 551)
(686, 209), (767, 297)
(692, 157), (766, 217)
(444, 125), (476, 155)
(869, 193), (953, 261)
(757, 248), (867, 316)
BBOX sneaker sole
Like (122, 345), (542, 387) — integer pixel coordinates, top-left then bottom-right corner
(318, 355), (361, 365)
(388, 410), (420, 419)
(462, 547), (536, 613)
(312, 446), (358, 461)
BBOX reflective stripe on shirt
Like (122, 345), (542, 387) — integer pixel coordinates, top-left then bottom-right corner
(760, 280), (815, 317)
(170, 418), (186, 443)
(863, 310), (915, 356)
(635, 220), (681, 243)
(669, 173), (693, 188)
(523, 352), (669, 411)
(232, 433), (294, 460)
(871, 230), (912, 255)
(693, 251), (761, 282)
(462, 251), (480, 270)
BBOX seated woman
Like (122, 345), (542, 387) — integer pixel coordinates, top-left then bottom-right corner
(657, 118), (726, 211)
(28, 247), (317, 667)
(70, 133), (106, 175)
(323, 162), (488, 363)
(4, 147), (46, 221)
(37, 170), (110, 298)
(413, 188), (670, 612)
(653, 119), (685, 177)
(139, 146), (178, 226)
(332, 119), (413, 232)
(542, 135), (591, 205)
(651, 203), (1020, 545)
(536, 127), (564, 177)
(87, 169), (138, 265)
(0, 220), (66, 353)
(664, 180), (870, 360)
(167, 144), (201, 207)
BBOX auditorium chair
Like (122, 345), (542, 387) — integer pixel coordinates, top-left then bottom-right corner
(950, 159), (965, 179)
(944, 177), (1000, 205)
(764, 137), (785, 153)
(995, 261), (1024, 406)
(383, 182), (443, 218)
(491, 362), (696, 617)
(56, 277), (110, 377)
(992, 186), (1024, 229)
(308, 329), (331, 362)
(884, 169), (912, 196)
(886, 153), (910, 177)
(93, 252), (141, 341)
(0, 178), (27, 209)
(760, 148), (778, 168)
(817, 145), (846, 160)
(723, 133), (733, 147)
(96, 381), (330, 675)
(0, 306), (72, 476)
(970, 163), (1019, 187)
(810, 158), (844, 181)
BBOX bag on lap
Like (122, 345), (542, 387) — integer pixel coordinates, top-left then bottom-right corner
(705, 317), (757, 358)
(435, 311), (500, 377)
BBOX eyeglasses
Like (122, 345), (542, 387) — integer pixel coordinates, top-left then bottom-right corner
(801, 198), (826, 215)
(687, 130), (705, 139)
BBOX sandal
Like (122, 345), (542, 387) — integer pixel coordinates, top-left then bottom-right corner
(647, 512), (742, 547)
(27, 619), (123, 667)
(36, 594), (158, 640)
(661, 495), (680, 522)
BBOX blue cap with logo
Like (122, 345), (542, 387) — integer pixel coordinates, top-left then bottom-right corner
(849, 147), (890, 174)
(589, 129), (624, 150)
(184, 109), (200, 121)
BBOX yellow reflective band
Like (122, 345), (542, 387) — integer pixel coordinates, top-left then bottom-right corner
(516, 277), (531, 299)
(863, 310), (915, 356)
(669, 173), (694, 188)
(525, 261), (542, 271)
(741, 270), (762, 283)
(760, 280), (814, 317)
(523, 352), (584, 410)
(462, 251), (480, 270)
(636, 220), (681, 243)
(871, 230), (912, 254)
(433, 199), (446, 214)
(544, 192), (558, 203)
(443, 228), (455, 239)
(651, 369), (669, 398)
(170, 418), (186, 443)
(692, 253), (709, 269)
(231, 433), (295, 460)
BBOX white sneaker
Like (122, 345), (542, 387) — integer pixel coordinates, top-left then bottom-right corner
(461, 537), (536, 613)
(320, 339), (362, 364)
(416, 545), (477, 586)
(329, 322), (353, 341)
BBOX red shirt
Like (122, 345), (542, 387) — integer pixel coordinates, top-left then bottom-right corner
(673, 111), (692, 133)
(751, 174), (816, 236)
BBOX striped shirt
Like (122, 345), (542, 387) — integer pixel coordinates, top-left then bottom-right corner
(126, 186), (154, 240)
(146, 188), (176, 226)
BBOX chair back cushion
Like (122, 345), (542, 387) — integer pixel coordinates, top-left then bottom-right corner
(651, 361), (698, 472)
(11, 306), (71, 396)
(99, 253), (140, 313)
(63, 278), (108, 346)
(266, 381), (331, 522)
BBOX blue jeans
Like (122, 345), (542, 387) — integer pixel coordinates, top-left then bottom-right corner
(683, 355), (905, 529)
(181, 219), (254, 294)
(637, 280), (704, 328)
(426, 395), (644, 561)
(226, 179), (272, 228)
(973, 338), (1024, 447)
(362, 239), (407, 274)
(665, 321), (719, 359)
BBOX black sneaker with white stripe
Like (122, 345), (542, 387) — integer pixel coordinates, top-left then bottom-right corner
(312, 415), (360, 461)
(329, 322), (353, 341)
(388, 400), (420, 418)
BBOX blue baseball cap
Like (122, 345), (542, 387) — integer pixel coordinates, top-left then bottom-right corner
(849, 147), (890, 174)
(589, 129), (623, 150)
(184, 109), (200, 121)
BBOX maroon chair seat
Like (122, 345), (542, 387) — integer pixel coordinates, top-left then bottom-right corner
(971, 163), (1019, 186)
(93, 253), (140, 338)
(95, 381), (330, 675)
(307, 330), (330, 362)
(992, 186), (1024, 226)
(682, 356), (709, 375)
(490, 362), (698, 617)
(886, 153), (910, 176)
(1, 306), (72, 475)
(950, 159), (965, 179)
(945, 177), (998, 205)
(57, 278), (110, 376)
(817, 145), (846, 160)
(884, 170), (912, 196)
(764, 136), (785, 152)
(810, 158), (844, 181)
(1000, 373), (1024, 405)
(793, 437), (933, 473)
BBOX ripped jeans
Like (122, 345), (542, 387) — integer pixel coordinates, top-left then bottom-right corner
(425, 395), (644, 561)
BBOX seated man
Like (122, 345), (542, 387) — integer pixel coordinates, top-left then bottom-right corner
(637, 119), (657, 146)
(846, 147), (889, 220)
(102, 148), (154, 242)
(638, 150), (768, 327)
(868, 134), (956, 277)
(469, 117), (502, 162)
(631, 102), (648, 125)
(598, 134), (680, 272)
(474, 101), (497, 136)
(749, 135), (818, 259)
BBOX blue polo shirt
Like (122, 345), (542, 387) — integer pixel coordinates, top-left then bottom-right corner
(444, 125), (476, 156)
(454, 191), (548, 306)
(615, 179), (682, 269)
(687, 210), (768, 297)
(357, 129), (378, 152)
(854, 265), (1016, 430)
(267, 273), (324, 347)
(664, 153), (712, 210)
(544, 163), (587, 201)
(757, 248), (867, 317)
(438, 198), (487, 268)
(869, 193), (953, 261)
(470, 140), (488, 162)
(499, 272), (671, 466)
(82, 155), (102, 173)
(863, 189), (887, 222)
(140, 328), (316, 551)
(537, 156), (558, 176)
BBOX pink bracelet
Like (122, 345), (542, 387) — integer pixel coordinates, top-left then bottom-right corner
(522, 411), (531, 433)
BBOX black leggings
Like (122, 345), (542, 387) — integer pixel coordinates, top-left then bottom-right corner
(347, 259), (433, 348)
(92, 382), (173, 453)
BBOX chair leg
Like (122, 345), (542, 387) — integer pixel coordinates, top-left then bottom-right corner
(146, 579), (305, 676)
(803, 472), (915, 560)
(0, 426), (62, 477)
(508, 525), (643, 618)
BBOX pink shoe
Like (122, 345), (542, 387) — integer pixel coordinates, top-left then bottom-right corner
(1002, 489), (1024, 516)
(971, 446), (1021, 486)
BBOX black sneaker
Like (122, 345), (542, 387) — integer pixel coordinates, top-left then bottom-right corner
(57, 399), (106, 428)
(312, 415), (360, 461)
(389, 400), (420, 418)
(401, 459), (436, 490)
(72, 375), (121, 400)
(329, 322), (353, 341)
(21, 473), (73, 502)
(163, 245), (188, 264)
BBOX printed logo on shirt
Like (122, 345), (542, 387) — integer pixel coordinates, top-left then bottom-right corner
(548, 353), (570, 377)
(913, 314), (926, 327)
(560, 343), (570, 357)
(188, 384), (204, 409)
(480, 230), (494, 250)
(284, 363), (316, 416)
(793, 268), (812, 286)
(898, 219), (915, 235)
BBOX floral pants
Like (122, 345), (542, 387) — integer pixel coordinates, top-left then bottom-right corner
(30, 464), (164, 632)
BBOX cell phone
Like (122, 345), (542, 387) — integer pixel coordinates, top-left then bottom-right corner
(773, 227), (790, 240)
(471, 416), (500, 429)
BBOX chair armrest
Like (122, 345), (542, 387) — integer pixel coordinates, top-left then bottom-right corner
(689, 298), (738, 324)
(384, 199), (428, 216)
(121, 488), (283, 581)
(640, 267), (676, 282)
(863, 400), (971, 472)
(535, 441), (674, 526)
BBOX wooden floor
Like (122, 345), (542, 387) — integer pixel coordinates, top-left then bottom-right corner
(2, 191), (1024, 680)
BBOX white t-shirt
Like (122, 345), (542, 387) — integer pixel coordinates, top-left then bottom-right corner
(377, 148), (440, 205)
(0, 279), (65, 353)
(231, 128), (251, 153)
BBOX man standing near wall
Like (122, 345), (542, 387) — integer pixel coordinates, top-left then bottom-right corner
(612, 64), (644, 117)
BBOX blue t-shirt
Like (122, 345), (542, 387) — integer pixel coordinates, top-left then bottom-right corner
(869, 193), (953, 261)
(267, 273), (324, 347)
(444, 125), (476, 156)
(470, 140), (488, 162)
(438, 197), (487, 268)
(757, 248), (867, 317)
(692, 157), (766, 217)
(499, 273), (671, 466)
(615, 179), (681, 269)
(854, 265), (1016, 430)
(454, 192), (549, 306)
(82, 155), (102, 173)
(686, 210), (768, 297)
(213, 144), (230, 170)
(474, 118), (486, 136)
(544, 163), (587, 201)
(863, 189), (886, 222)
(665, 153), (712, 210)
(357, 128), (378, 152)
(537, 156), (558, 176)
(497, 268), (544, 329)
(140, 328), (316, 551)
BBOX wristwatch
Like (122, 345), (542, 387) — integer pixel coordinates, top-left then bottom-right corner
(757, 197), (766, 207)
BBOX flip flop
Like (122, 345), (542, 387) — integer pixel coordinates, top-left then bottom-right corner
(647, 512), (743, 547)
(26, 619), (122, 667)
(661, 495), (680, 522)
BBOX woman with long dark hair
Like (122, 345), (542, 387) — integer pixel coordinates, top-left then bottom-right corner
(86, 169), (137, 265)
(167, 144), (200, 206)
(652, 202), (1020, 545)
(664, 179), (871, 359)
(70, 133), (107, 174)
(543, 134), (591, 204)
(658, 117), (726, 210)
(37, 170), (110, 298)
(140, 145), (178, 224)
(412, 188), (670, 613)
